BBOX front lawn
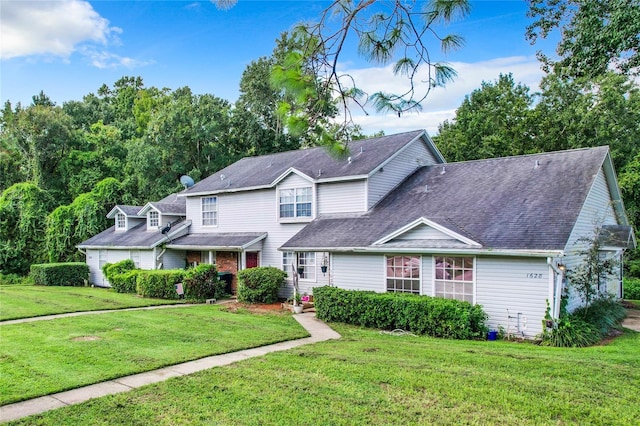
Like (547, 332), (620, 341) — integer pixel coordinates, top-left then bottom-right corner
(0, 285), (187, 321)
(8, 325), (639, 425)
(0, 305), (308, 405)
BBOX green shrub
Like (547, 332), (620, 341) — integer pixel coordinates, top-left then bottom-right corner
(237, 267), (286, 304)
(0, 273), (32, 285)
(136, 270), (185, 299)
(102, 260), (138, 293)
(572, 296), (627, 336)
(313, 286), (488, 340)
(624, 277), (640, 300)
(29, 263), (89, 286)
(183, 264), (226, 301)
(539, 316), (601, 348)
(102, 259), (135, 281)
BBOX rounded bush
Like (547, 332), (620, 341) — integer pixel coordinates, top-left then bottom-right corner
(237, 267), (286, 304)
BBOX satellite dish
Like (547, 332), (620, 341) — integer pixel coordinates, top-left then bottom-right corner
(180, 175), (195, 189)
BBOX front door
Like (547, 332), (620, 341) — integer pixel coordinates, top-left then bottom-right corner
(246, 252), (259, 269)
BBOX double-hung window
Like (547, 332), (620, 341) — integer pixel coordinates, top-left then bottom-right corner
(386, 255), (420, 294)
(434, 256), (474, 303)
(116, 213), (126, 230)
(279, 187), (312, 219)
(202, 197), (217, 226)
(282, 252), (316, 281)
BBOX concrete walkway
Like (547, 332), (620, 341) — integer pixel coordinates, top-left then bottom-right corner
(0, 312), (340, 423)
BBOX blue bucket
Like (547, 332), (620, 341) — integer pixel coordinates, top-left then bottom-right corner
(487, 330), (498, 341)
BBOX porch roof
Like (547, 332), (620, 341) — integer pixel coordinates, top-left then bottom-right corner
(166, 233), (267, 251)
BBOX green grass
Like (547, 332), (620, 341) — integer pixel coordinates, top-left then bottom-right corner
(625, 299), (640, 309)
(0, 305), (308, 405)
(8, 324), (639, 425)
(0, 285), (188, 321)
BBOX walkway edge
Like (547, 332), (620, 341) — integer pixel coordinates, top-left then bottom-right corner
(0, 312), (339, 423)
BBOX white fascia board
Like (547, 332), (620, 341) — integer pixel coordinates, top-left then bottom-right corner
(181, 185), (272, 197)
(372, 217), (482, 247)
(106, 206), (123, 219)
(315, 175), (369, 183)
(76, 245), (155, 250)
(271, 167), (314, 186)
(137, 203), (159, 216)
(165, 244), (242, 251)
(240, 233), (268, 249)
(280, 246), (562, 257)
(421, 132), (447, 164)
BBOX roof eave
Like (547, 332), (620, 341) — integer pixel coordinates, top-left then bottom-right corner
(280, 246), (563, 257)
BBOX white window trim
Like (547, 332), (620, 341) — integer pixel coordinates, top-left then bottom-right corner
(277, 186), (314, 222)
(148, 210), (160, 230)
(385, 255), (422, 294)
(116, 213), (126, 231)
(202, 196), (218, 227)
(282, 252), (316, 282)
(431, 256), (476, 304)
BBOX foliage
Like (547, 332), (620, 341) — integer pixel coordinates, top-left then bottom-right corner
(182, 264), (226, 301)
(539, 296), (626, 347)
(135, 270), (185, 299)
(567, 226), (619, 310)
(45, 178), (124, 263)
(103, 259), (139, 293)
(0, 273), (31, 285)
(237, 266), (286, 304)
(313, 286), (487, 339)
(624, 277), (640, 300)
(29, 262), (89, 287)
(0, 183), (55, 275)
(527, 0), (640, 78)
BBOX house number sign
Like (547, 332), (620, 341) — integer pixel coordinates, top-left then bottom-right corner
(526, 273), (544, 279)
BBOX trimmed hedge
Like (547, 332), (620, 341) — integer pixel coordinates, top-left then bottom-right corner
(237, 267), (286, 304)
(136, 270), (186, 299)
(29, 263), (89, 286)
(624, 277), (640, 300)
(183, 264), (226, 301)
(313, 286), (488, 340)
(102, 260), (139, 293)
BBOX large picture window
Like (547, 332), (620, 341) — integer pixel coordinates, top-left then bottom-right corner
(279, 187), (312, 219)
(282, 252), (316, 281)
(202, 197), (217, 226)
(434, 256), (474, 303)
(386, 255), (420, 294)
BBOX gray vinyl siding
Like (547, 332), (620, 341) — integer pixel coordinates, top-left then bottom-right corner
(332, 253), (385, 292)
(317, 180), (366, 214)
(399, 225), (450, 240)
(475, 256), (550, 338)
(563, 168), (618, 312)
(86, 249), (103, 286)
(367, 139), (439, 209)
(163, 250), (186, 270)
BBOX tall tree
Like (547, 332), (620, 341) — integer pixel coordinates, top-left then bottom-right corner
(434, 74), (536, 162)
(527, 0), (640, 78)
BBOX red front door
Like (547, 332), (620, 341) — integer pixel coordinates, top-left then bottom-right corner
(246, 252), (259, 269)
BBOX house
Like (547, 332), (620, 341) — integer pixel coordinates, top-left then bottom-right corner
(78, 130), (635, 338)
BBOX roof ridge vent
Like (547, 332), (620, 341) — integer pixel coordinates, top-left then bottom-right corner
(317, 169), (322, 178)
(220, 174), (226, 181)
(348, 156), (352, 164)
(534, 160), (540, 169)
(440, 166), (446, 175)
(357, 146), (363, 156)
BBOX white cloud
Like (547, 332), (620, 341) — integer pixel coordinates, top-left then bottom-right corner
(0, 0), (147, 70)
(339, 56), (545, 136)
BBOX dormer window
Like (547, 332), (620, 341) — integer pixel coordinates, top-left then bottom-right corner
(149, 210), (159, 228)
(279, 187), (312, 219)
(116, 213), (126, 231)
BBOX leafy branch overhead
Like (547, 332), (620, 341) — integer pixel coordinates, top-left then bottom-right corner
(214, 0), (469, 145)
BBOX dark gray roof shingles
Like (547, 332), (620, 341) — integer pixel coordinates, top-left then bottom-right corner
(183, 130), (429, 194)
(168, 233), (267, 248)
(283, 147), (610, 251)
(78, 222), (167, 248)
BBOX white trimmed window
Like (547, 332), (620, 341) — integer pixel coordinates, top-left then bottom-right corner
(298, 252), (316, 281)
(116, 213), (126, 230)
(434, 256), (474, 303)
(202, 197), (218, 226)
(279, 187), (312, 219)
(282, 251), (295, 276)
(386, 255), (420, 294)
(149, 211), (159, 228)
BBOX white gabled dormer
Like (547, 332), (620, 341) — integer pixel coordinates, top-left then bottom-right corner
(106, 205), (145, 232)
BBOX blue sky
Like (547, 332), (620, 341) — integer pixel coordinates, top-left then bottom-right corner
(1, 1), (558, 135)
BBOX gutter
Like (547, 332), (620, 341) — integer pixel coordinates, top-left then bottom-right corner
(279, 246), (563, 257)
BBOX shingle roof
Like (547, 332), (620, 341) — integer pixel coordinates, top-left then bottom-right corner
(183, 130), (437, 195)
(78, 222), (167, 249)
(283, 146), (611, 252)
(167, 233), (267, 249)
(116, 205), (144, 216)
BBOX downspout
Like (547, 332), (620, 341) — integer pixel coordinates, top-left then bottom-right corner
(547, 257), (565, 321)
